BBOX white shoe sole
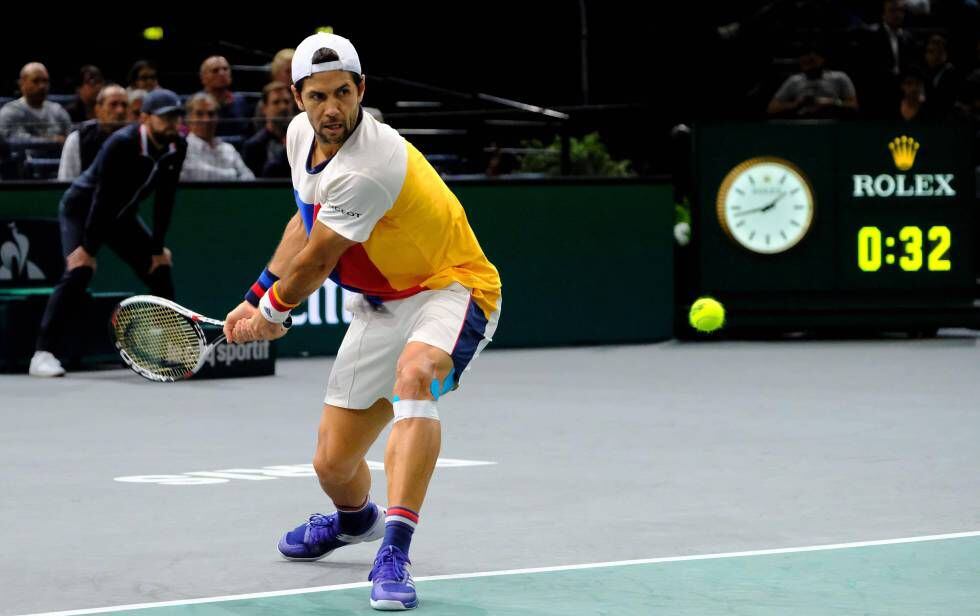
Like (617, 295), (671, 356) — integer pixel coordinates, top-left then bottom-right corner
(280, 507), (387, 562)
(29, 368), (65, 377)
(370, 598), (417, 611)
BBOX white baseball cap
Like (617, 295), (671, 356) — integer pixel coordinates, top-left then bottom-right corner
(291, 33), (362, 84)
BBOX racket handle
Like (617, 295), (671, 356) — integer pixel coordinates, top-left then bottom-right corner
(284, 315), (293, 329)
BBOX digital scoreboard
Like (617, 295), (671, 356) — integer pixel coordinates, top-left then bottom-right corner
(693, 122), (977, 332)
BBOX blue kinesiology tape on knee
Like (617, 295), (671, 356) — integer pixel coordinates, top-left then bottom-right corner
(428, 373), (455, 401)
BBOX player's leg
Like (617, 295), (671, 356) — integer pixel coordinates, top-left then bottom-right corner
(313, 400), (392, 505)
(31, 206), (92, 376)
(278, 398), (393, 561)
(280, 295), (402, 561)
(369, 283), (500, 611)
(385, 342), (451, 510)
(106, 215), (174, 300)
(367, 341), (450, 611)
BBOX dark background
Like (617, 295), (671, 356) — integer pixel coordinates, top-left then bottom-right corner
(1, 2), (977, 174)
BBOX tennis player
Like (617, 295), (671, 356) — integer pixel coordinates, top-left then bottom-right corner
(225, 33), (501, 611)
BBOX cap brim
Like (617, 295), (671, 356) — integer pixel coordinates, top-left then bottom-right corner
(152, 106), (184, 116)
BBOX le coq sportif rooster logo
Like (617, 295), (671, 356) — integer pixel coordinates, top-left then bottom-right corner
(0, 222), (45, 281)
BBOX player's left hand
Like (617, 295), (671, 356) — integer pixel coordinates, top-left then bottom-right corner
(232, 312), (289, 342)
(149, 247), (173, 274)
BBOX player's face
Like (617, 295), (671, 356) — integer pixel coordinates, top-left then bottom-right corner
(295, 71), (365, 146)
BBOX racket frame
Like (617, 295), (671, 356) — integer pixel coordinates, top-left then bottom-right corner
(111, 294), (226, 382)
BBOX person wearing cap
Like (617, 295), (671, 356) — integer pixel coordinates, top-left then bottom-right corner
(226, 33), (501, 611)
(29, 88), (187, 377)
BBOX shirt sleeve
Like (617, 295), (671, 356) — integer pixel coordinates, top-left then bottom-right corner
(55, 105), (72, 136)
(315, 172), (394, 243)
(82, 138), (128, 254)
(285, 118), (300, 169)
(773, 76), (801, 102)
(836, 73), (857, 99)
(57, 130), (81, 181)
(0, 104), (28, 139)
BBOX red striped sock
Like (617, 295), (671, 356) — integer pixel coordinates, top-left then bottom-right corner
(382, 506), (418, 554)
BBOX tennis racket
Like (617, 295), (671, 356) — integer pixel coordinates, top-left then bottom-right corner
(110, 294), (290, 382)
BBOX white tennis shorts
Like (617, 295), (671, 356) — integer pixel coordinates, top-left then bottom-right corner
(324, 282), (501, 409)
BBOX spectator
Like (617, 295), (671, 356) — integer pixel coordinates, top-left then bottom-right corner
(923, 34), (960, 116)
(127, 88), (147, 122)
(767, 45), (859, 118)
(180, 92), (254, 181)
(856, 0), (916, 118)
(64, 65), (104, 124)
(895, 70), (934, 122)
(198, 55), (252, 136)
(242, 81), (293, 178)
(270, 48), (294, 85)
(29, 89), (186, 377)
(0, 62), (71, 141)
(127, 60), (160, 93)
(58, 84), (128, 181)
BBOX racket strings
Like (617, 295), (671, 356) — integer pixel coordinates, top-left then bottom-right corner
(112, 302), (202, 379)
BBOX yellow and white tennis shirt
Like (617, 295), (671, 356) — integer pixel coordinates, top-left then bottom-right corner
(286, 110), (501, 320)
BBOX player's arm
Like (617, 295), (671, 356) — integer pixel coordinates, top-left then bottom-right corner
(277, 220), (356, 304)
(224, 211), (307, 341)
(233, 220), (355, 342)
(233, 170), (391, 342)
(268, 212), (308, 276)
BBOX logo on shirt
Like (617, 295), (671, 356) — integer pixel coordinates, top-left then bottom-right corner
(328, 204), (362, 218)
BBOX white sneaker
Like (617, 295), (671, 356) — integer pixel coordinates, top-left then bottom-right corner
(29, 351), (65, 377)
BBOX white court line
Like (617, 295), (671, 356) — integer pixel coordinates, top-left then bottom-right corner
(19, 529), (980, 616)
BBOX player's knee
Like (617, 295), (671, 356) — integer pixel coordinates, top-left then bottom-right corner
(394, 361), (435, 399)
(312, 450), (358, 487)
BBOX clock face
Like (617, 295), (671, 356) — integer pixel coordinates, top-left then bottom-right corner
(716, 157), (815, 254)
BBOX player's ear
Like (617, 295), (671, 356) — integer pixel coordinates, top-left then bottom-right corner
(357, 75), (366, 102)
(290, 84), (305, 111)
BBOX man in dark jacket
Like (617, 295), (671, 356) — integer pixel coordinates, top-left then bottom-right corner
(30, 89), (187, 377)
(242, 81), (293, 178)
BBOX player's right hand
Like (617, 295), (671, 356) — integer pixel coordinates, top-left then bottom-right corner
(66, 246), (96, 271)
(224, 300), (258, 343)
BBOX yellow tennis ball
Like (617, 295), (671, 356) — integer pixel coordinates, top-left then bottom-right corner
(689, 297), (725, 333)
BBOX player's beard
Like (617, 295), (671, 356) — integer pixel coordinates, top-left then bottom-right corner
(316, 107), (360, 145)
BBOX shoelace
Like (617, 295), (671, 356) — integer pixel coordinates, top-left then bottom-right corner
(305, 513), (339, 545)
(369, 545), (412, 582)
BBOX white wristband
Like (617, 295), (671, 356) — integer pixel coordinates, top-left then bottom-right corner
(259, 292), (291, 324)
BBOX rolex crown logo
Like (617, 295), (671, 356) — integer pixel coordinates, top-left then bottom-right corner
(888, 135), (919, 171)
